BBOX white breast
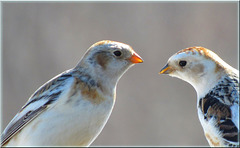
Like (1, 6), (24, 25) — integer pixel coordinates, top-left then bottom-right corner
(5, 95), (114, 146)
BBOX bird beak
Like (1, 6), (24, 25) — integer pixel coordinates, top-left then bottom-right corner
(159, 64), (173, 74)
(129, 53), (143, 64)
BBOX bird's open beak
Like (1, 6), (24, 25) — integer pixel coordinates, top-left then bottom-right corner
(159, 64), (173, 74)
(129, 53), (143, 64)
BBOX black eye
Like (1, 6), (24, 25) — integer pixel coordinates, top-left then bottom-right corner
(113, 50), (122, 57)
(179, 60), (187, 67)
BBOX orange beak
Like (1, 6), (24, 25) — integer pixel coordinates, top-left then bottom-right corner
(129, 53), (143, 64)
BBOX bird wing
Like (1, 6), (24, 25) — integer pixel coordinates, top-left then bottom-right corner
(1, 71), (74, 146)
(199, 74), (239, 146)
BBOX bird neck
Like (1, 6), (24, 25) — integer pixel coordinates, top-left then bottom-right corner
(194, 71), (227, 99)
(74, 63), (119, 97)
(195, 62), (238, 99)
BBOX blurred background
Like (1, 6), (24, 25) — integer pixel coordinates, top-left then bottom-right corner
(1, 2), (238, 146)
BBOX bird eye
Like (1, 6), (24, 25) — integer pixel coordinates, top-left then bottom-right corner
(113, 50), (122, 57)
(179, 60), (187, 67)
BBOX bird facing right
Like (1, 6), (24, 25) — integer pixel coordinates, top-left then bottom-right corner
(159, 46), (239, 147)
(1, 40), (143, 146)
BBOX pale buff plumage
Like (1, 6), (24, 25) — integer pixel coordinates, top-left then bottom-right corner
(1, 40), (143, 146)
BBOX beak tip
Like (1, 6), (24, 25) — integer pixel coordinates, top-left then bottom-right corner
(130, 53), (143, 64)
(159, 64), (171, 74)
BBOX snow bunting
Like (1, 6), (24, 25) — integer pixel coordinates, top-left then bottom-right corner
(159, 46), (239, 147)
(1, 40), (143, 146)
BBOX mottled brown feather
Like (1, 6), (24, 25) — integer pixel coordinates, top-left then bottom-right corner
(200, 97), (231, 121)
(69, 77), (106, 105)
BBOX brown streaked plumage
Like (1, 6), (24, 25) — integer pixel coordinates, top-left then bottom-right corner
(199, 97), (231, 121)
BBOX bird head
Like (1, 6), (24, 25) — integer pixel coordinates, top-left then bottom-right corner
(77, 40), (143, 85)
(159, 46), (231, 95)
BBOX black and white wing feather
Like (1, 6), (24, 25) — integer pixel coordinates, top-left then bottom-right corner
(198, 73), (239, 147)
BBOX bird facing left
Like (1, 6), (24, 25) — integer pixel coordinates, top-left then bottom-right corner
(1, 40), (143, 146)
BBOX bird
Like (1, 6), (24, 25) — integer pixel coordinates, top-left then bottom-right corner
(159, 46), (239, 147)
(1, 40), (143, 146)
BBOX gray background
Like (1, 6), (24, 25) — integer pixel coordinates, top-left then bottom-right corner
(1, 2), (238, 146)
